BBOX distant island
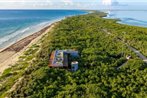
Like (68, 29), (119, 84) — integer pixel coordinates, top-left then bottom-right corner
(0, 11), (147, 98)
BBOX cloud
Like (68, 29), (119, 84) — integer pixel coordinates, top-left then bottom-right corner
(0, 0), (120, 9)
(62, 0), (72, 3)
(61, 0), (73, 5)
(102, 0), (112, 5)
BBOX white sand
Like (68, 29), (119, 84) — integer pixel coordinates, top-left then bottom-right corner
(0, 23), (55, 75)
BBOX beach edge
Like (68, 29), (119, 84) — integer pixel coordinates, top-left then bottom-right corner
(0, 21), (57, 75)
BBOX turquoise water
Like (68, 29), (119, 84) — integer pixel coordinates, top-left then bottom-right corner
(1, 9), (147, 50)
(105, 10), (147, 27)
(101, 4), (147, 27)
(0, 10), (87, 49)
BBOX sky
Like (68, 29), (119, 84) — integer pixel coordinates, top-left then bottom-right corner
(0, 0), (147, 9)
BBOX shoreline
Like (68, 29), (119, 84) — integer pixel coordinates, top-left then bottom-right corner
(103, 11), (147, 28)
(0, 22), (57, 74)
(0, 24), (53, 53)
(0, 18), (63, 52)
(0, 12), (88, 75)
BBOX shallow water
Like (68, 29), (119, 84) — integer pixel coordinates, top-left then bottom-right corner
(102, 4), (147, 28)
(105, 10), (147, 27)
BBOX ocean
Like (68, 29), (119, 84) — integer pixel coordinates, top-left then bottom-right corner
(105, 10), (147, 27)
(0, 10), (87, 49)
(102, 4), (147, 27)
(0, 9), (147, 50)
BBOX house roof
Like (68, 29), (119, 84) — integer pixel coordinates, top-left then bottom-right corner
(49, 50), (79, 68)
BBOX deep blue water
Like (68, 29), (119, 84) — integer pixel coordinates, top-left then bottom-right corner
(0, 9), (147, 50)
(0, 10), (86, 49)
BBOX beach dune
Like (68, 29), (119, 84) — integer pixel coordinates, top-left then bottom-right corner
(0, 23), (55, 75)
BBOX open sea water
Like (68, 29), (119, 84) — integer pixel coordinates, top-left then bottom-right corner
(0, 9), (147, 50)
(0, 10), (87, 49)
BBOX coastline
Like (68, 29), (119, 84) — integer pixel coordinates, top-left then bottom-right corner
(0, 18), (63, 51)
(0, 10), (88, 51)
(0, 21), (57, 74)
(0, 11), (146, 98)
(0, 11), (89, 75)
(103, 10), (147, 28)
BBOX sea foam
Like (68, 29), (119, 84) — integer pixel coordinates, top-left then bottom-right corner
(0, 18), (63, 49)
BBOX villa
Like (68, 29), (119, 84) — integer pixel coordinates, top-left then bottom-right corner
(49, 50), (79, 71)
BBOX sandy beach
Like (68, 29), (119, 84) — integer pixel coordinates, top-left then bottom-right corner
(0, 23), (56, 75)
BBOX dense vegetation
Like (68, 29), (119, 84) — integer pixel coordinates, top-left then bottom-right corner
(0, 12), (147, 98)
